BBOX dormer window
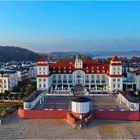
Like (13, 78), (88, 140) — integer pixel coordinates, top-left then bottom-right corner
(69, 70), (72, 73)
(58, 70), (61, 73)
(92, 70), (94, 73)
(69, 67), (71, 69)
(86, 70), (89, 73)
(64, 70), (66, 73)
(92, 67), (94, 69)
(86, 67), (88, 69)
(53, 70), (56, 73)
(54, 67), (55, 69)
(59, 67), (61, 69)
(64, 67), (66, 69)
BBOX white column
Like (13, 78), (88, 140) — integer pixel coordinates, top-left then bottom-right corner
(95, 85), (97, 90)
(55, 84), (56, 90)
(62, 85), (63, 90)
(89, 84), (90, 90)
(40, 98), (42, 104)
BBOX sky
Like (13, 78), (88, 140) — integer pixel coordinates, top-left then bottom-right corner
(0, 1), (140, 52)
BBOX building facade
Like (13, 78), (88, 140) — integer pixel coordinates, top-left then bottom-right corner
(36, 55), (123, 93)
(0, 71), (18, 93)
(127, 69), (140, 91)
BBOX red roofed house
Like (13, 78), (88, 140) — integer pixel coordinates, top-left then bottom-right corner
(36, 55), (123, 93)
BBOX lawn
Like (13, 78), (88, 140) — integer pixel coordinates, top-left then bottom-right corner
(0, 102), (21, 117)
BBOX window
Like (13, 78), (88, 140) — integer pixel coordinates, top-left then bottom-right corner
(63, 80), (67, 83)
(113, 79), (116, 82)
(118, 84), (120, 88)
(113, 84), (115, 88)
(117, 79), (120, 82)
(69, 80), (72, 83)
(43, 67), (45, 70)
(44, 84), (46, 87)
(39, 84), (41, 87)
(4, 85), (6, 88)
(96, 79), (100, 83)
(92, 70), (94, 73)
(39, 79), (42, 81)
(85, 80), (89, 83)
(58, 79), (62, 83)
(102, 79), (106, 83)
(4, 80), (6, 83)
(43, 79), (46, 81)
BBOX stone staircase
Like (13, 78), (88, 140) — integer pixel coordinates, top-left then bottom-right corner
(67, 111), (94, 128)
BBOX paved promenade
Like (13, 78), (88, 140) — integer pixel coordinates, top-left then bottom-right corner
(0, 111), (140, 139)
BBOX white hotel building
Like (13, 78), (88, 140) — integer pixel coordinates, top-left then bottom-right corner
(0, 71), (18, 93)
(36, 55), (123, 93)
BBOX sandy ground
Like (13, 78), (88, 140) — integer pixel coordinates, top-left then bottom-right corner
(0, 111), (140, 139)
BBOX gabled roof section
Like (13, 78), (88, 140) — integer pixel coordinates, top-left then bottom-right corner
(111, 56), (121, 62)
(38, 56), (47, 62)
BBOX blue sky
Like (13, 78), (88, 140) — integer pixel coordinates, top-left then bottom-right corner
(0, 1), (140, 52)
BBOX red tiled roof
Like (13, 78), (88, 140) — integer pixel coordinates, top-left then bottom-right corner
(38, 56), (47, 62)
(130, 70), (140, 75)
(111, 56), (121, 61)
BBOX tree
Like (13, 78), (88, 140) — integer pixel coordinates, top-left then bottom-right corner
(21, 78), (31, 86)
(26, 82), (36, 96)
(3, 90), (9, 97)
(12, 84), (21, 92)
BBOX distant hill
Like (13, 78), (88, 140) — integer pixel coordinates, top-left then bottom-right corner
(0, 46), (40, 62)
